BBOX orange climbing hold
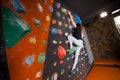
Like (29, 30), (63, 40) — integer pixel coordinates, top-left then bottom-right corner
(52, 19), (56, 25)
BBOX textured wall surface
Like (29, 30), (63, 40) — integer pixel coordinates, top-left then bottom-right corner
(43, 1), (92, 80)
(85, 16), (120, 60)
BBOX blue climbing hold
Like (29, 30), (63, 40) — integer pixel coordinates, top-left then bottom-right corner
(25, 56), (34, 65)
(12, 0), (26, 14)
(66, 57), (70, 61)
(51, 28), (57, 35)
(42, 0), (47, 3)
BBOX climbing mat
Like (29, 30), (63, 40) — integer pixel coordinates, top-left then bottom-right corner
(43, 1), (92, 80)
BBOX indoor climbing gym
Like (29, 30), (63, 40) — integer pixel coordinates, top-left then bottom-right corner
(0, 0), (120, 80)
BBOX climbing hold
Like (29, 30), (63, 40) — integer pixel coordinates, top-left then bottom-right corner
(36, 71), (42, 78)
(59, 60), (64, 65)
(47, 77), (50, 80)
(82, 64), (84, 66)
(52, 20), (56, 25)
(56, 11), (61, 17)
(25, 56), (34, 65)
(55, 2), (61, 9)
(49, 6), (53, 13)
(76, 68), (79, 72)
(80, 72), (82, 75)
(57, 29), (63, 35)
(85, 53), (88, 56)
(71, 71), (75, 74)
(42, 40), (47, 46)
(29, 37), (36, 44)
(42, 0), (47, 3)
(38, 53), (45, 64)
(61, 8), (67, 14)
(1, 7), (31, 48)
(62, 16), (65, 20)
(65, 32), (68, 36)
(64, 23), (68, 28)
(58, 21), (62, 26)
(68, 75), (71, 78)
(37, 3), (43, 13)
(67, 46), (77, 54)
(81, 58), (83, 60)
(53, 40), (57, 44)
(66, 57), (70, 61)
(44, 29), (49, 32)
(50, 0), (54, 3)
(51, 28), (57, 35)
(34, 18), (41, 28)
(57, 45), (66, 59)
(46, 15), (50, 22)
(59, 41), (62, 44)
(26, 78), (30, 80)
(61, 69), (65, 75)
(53, 51), (57, 55)
(11, 0), (26, 14)
(68, 66), (71, 69)
(53, 62), (57, 67)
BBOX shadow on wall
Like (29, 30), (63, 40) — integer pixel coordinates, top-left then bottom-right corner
(0, 20), (10, 80)
(85, 15), (120, 60)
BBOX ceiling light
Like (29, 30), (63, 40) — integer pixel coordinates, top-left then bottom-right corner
(112, 9), (120, 14)
(100, 11), (108, 18)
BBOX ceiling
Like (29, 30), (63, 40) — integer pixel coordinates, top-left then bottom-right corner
(61, 0), (120, 25)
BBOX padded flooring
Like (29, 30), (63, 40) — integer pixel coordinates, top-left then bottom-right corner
(85, 66), (120, 80)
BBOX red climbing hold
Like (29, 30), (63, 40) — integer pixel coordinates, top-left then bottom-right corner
(57, 45), (66, 59)
(57, 29), (63, 35)
(59, 60), (64, 64)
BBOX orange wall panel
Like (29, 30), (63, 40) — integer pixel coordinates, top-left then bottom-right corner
(1, 0), (54, 80)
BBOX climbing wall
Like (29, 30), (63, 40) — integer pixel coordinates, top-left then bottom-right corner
(1, 0), (54, 80)
(43, 1), (92, 80)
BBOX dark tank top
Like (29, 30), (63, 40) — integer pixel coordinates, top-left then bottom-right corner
(73, 24), (82, 39)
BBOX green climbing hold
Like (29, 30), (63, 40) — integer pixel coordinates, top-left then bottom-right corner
(34, 19), (41, 28)
(67, 46), (77, 55)
(1, 7), (31, 48)
(42, 40), (47, 46)
(56, 11), (61, 17)
(38, 53), (45, 64)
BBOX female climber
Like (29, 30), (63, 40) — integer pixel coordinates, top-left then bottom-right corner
(67, 11), (84, 70)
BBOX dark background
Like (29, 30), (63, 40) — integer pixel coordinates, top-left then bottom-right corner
(61, 0), (120, 24)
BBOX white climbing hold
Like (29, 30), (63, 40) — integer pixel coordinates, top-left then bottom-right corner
(37, 3), (43, 13)
(65, 32), (68, 36)
(53, 40), (57, 44)
(36, 71), (42, 78)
